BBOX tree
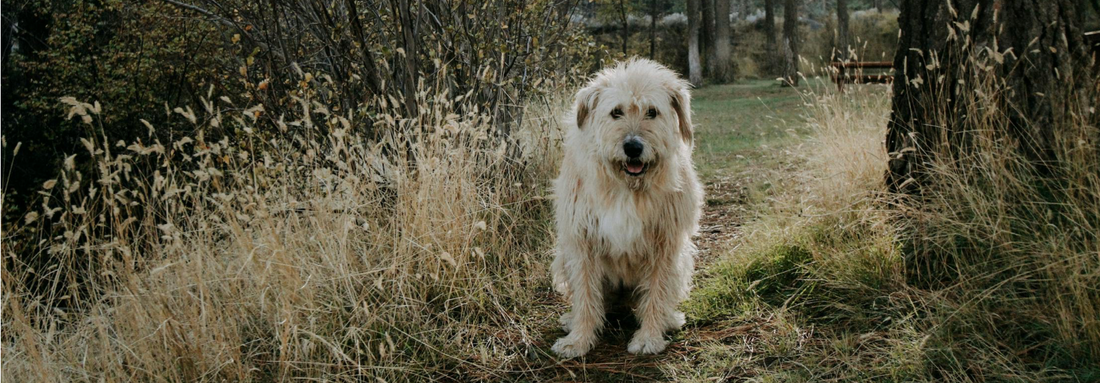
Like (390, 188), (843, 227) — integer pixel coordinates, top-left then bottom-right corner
(702, 0), (716, 76)
(712, 0), (733, 82)
(780, 0), (800, 86)
(619, 0), (629, 55)
(699, 0), (717, 76)
(885, 0), (1095, 191)
(687, 0), (703, 85)
(764, 0), (777, 75)
(649, 0), (658, 58)
(835, 0), (850, 61)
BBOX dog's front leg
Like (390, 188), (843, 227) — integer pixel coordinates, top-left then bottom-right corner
(629, 247), (690, 354)
(551, 242), (605, 358)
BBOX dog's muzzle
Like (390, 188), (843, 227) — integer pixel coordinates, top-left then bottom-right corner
(622, 138), (648, 177)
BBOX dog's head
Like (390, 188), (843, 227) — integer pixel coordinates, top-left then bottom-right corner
(572, 58), (693, 189)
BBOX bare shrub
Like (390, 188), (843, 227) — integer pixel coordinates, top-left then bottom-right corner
(2, 77), (568, 380)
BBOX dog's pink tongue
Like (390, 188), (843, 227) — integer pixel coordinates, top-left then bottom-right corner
(626, 162), (644, 173)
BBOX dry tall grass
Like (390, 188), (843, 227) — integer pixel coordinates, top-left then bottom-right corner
(2, 81), (569, 381)
(678, 68), (1097, 380)
(897, 60), (1100, 376)
(775, 62), (1100, 378)
(795, 49), (1100, 377)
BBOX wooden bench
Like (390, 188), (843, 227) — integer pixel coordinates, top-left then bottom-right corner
(832, 31), (1098, 92)
(830, 61), (893, 92)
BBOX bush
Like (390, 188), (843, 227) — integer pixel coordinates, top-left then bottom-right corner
(2, 0), (602, 236)
(2, 79), (570, 380)
(2, 0), (230, 212)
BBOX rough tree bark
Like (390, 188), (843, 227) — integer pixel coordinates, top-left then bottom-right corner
(764, 0), (777, 75)
(687, 0), (703, 86)
(713, 0), (733, 82)
(885, 0), (1095, 191)
(835, 0), (849, 61)
(780, 0), (799, 86)
(702, 0), (716, 76)
(619, 0), (629, 55)
(649, 0), (657, 59)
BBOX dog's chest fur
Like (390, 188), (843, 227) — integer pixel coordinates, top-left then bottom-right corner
(595, 192), (645, 257)
(591, 187), (677, 255)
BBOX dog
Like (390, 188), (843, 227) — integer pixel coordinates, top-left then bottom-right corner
(550, 58), (703, 357)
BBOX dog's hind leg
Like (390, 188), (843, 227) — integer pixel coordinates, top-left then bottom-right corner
(551, 242), (605, 358)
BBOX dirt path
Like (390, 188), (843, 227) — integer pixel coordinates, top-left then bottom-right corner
(695, 174), (753, 266)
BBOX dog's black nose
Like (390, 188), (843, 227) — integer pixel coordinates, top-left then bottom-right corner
(623, 139), (644, 159)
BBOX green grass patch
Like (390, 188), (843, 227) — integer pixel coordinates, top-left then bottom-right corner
(691, 79), (814, 179)
(686, 239), (814, 325)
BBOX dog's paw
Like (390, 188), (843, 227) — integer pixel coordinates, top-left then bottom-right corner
(559, 311), (574, 332)
(552, 334), (594, 358)
(627, 333), (668, 355)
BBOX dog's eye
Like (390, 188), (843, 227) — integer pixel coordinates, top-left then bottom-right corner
(610, 108), (624, 119)
(645, 108), (658, 119)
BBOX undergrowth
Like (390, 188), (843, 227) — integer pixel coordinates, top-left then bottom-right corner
(2, 78), (570, 381)
(675, 69), (1098, 381)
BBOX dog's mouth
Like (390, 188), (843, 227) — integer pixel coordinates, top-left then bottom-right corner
(621, 160), (649, 177)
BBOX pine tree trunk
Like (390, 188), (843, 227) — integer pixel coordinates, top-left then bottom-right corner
(649, 0), (657, 59)
(781, 0), (799, 86)
(702, 0), (717, 77)
(764, 0), (777, 74)
(619, 0), (628, 55)
(713, 0), (732, 82)
(885, 0), (1095, 191)
(835, 0), (849, 61)
(687, 0), (703, 86)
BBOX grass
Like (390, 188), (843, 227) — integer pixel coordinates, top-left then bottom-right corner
(670, 64), (1100, 381)
(667, 80), (920, 382)
(3, 87), (568, 381)
(4, 70), (1097, 381)
(691, 79), (813, 179)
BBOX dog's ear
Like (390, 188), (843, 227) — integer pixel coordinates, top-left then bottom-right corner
(668, 85), (693, 144)
(574, 86), (600, 129)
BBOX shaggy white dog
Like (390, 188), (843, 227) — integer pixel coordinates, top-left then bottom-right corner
(551, 58), (703, 357)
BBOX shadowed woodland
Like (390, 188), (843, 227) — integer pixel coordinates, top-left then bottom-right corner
(2, 0), (1099, 381)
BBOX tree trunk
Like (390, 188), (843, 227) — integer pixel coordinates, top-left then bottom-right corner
(712, 0), (732, 82)
(619, 0), (629, 55)
(702, 0), (716, 77)
(764, 0), (777, 75)
(687, 0), (703, 86)
(835, 0), (849, 61)
(885, 0), (1094, 191)
(780, 0), (799, 86)
(649, 0), (657, 59)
